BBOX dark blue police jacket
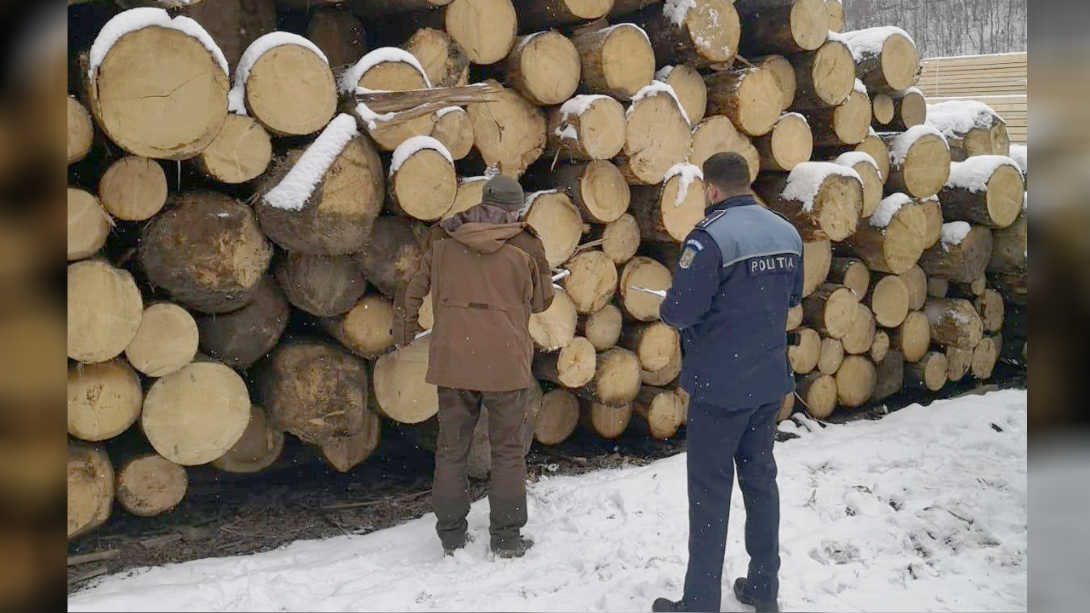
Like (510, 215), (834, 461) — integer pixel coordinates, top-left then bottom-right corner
(660, 194), (804, 411)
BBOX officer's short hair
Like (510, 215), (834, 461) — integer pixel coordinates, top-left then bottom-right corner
(702, 152), (751, 191)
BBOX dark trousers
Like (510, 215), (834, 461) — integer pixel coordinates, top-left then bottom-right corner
(682, 399), (781, 611)
(433, 387), (531, 548)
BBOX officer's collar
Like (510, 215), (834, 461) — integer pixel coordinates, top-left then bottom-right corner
(709, 194), (758, 211)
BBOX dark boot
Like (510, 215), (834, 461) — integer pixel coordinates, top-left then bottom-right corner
(442, 532), (469, 556)
(490, 536), (533, 558)
(651, 597), (685, 612)
(733, 578), (779, 612)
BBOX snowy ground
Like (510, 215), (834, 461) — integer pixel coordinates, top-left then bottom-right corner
(69, 390), (1027, 612)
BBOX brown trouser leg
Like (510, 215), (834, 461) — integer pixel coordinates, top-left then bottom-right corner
(433, 387), (530, 549)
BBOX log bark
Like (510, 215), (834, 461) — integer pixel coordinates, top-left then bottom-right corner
(817, 336), (844, 376)
(617, 88), (693, 184)
(619, 256), (672, 321)
(257, 132), (385, 255)
(905, 350), (947, 391)
(788, 37), (855, 109)
(116, 454), (188, 517)
(373, 337), (438, 424)
(530, 289), (579, 350)
(881, 130), (952, 200)
(590, 347), (643, 406)
(212, 406), (285, 474)
(737, 0), (829, 56)
(547, 95), (627, 161)
(67, 444), (114, 539)
(705, 67), (782, 137)
(918, 224), (993, 283)
(888, 87), (926, 131)
(388, 143), (458, 221)
(594, 214), (643, 264)
(755, 113), (813, 173)
(511, 0), (613, 30)
(67, 188), (110, 262)
(842, 27), (920, 94)
(802, 283), (858, 339)
(778, 389), (796, 422)
(98, 156), (167, 221)
(659, 64), (708, 125)
(797, 371), (836, 418)
(320, 408), (382, 472)
(945, 345), (972, 382)
(869, 329), (890, 363)
(84, 21), (229, 159)
(988, 214), (1026, 275)
(891, 309), (930, 363)
(924, 297), (984, 349)
(620, 321), (681, 373)
(142, 362), (251, 465)
(68, 97), (93, 165)
(323, 294), (396, 359)
(305, 7), (367, 70)
(67, 359), (142, 442)
(841, 303), (877, 355)
(358, 216), (425, 297)
(829, 257), (870, 298)
(195, 275), (289, 370)
(196, 114), (273, 184)
(534, 336), (597, 388)
(630, 170), (707, 243)
(67, 260), (144, 363)
(872, 349), (903, 401)
(553, 160), (632, 223)
(535, 388), (581, 445)
(642, 0), (741, 68)
(586, 401), (633, 439)
(401, 27), (470, 88)
(124, 303), (199, 378)
(466, 82), (547, 177)
(788, 327), (821, 375)
(608, 0), (660, 17)
(974, 288), (1005, 334)
(755, 164), (862, 241)
(867, 274), (910, 328)
(805, 88), (871, 147)
(570, 23), (655, 99)
(802, 240), (833, 298)
(690, 115), (761, 181)
(939, 159), (1025, 229)
(564, 250), (619, 314)
(835, 355), (876, 408)
(581, 304), (624, 351)
(238, 39), (337, 136)
(351, 0), (455, 19)
(445, 0), (518, 65)
(928, 276), (949, 298)
(841, 200), (927, 274)
(275, 253), (367, 318)
(525, 191), (585, 267)
(259, 339), (369, 444)
(506, 31), (582, 106)
(633, 386), (685, 439)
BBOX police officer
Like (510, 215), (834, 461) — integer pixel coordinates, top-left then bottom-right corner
(652, 153), (803, 613)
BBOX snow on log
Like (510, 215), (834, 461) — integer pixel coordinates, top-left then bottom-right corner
(833, 151), (882, 218)
(402, 27), (469, 88)
(524, 190), (585, 267)
(124, 303), (199, 378)
(197, 114), (273, 184)
(925, 100), (1010, 161)
(68, 260), (144, 363)
(704, 67), (782, 137)
(466, 81), (547, 177)
(115, 454), (188, 517)
(67, 188), (111, 262)
(534, 388), (581, 445)
(737, 0), (829, 56)
(939, 156), (1025, 228)
(806, 85), (871, 147)
(881, 125), (951, 199)
(918, 222), (993, 283)
(212, 405), (285, 473)
(358, 216), (425, 297)
(529, 288), (579, 350)
(534, 336), (597, 388)
(85, 8), (229, 159)
(67, 359), (142, 442)
(643, 0), (741, 69)
(67, 444), (114, 539)
(618, 82), (693, 184)
(68, 97), (93, 165)
(547, 95), (627, 161)
(658, 64), (708, 125)
(802, 283), (859, 340)
(891, 309), (930, 363)
(275, 252), (367, 318)
(755, 113), (813, 173)
(178, 0), (278, 70)
(841, 193), (926, 274)
(619, 256), (673, 321)
(506, 31), (582, 106)
(388, 136), (457, 221)
(322, 294), (396, 359)
(841, 26), (920, 94)
(445, 0), (518, 65)
(630, 163), (707, 243)
(789, 35), (855, 109)
(754, 161), (862, 242)
(581, 304), (623, 351)
(553, 160), (632, 223)
(923, 297), (984, 349)
(564, 250), (619, 314)
(690, 115), (761, 181)
(195, 275), (288, 370)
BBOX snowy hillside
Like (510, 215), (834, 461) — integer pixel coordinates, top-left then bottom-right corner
(69, 390), (1027, 612)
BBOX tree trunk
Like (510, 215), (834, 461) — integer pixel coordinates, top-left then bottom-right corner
(905, 350), (947, 391)
(305, 7), (367, 70)
(98, 156), (167, 221)
(67, 359), (142, 442)
(534, 336), (598, 388)
(633, 386), (686, 439)
(939, 159), (1025, 228)
(429, 107), (475, 160)
(115, 454), (188, 517)
(237, 37), (337, 137)
(535, 388), (581, 445)
(890, 309), (930, 363)
(257, 128), (385, 255)
(918, 224), (993, 283)
(869, 329), (890, 363)
(195, 275), (289, 370)
(872, 349), (904, 401)
(840, 200), (927, 274)
(932, 104), (1010, 161)
(552, 160), (632, 223)
(898, 264), (928, 311)
(351, 0), (456, 19)
(755, 163), (862, 241)
(829, 257), (870, 298)
(705, 67), (782, 137)
(866, 274), (910, 328)
(212, 406), (285, 474)
(182, 0), (278, 68)
(802, 240), (833, 298)
(642, 0), (741, 68)
(571, 23), (655, 99)
(508, 0), (613, 30)
(802, 283), (859, 339)
(67, 444), (114, 539)
(68, 97), (93, 165)
(797, 371), (836, 418)
(196, 114), (273, 184)
(563, 250), (619, 314)
(585, 401), (633, 439)
(275, 253), (366, 318)
(659, 64), (708, 125)
(988, 214), (1026, 275)
(617, 88), (693, 184)
(841, 303), (877, 355)
(547, 95), (627, 161)
(737, 0), (829, 56)
(630, 169), (708, 243)
(788, 327), (821, 374)
(373, 337), (438, 424)
(618, 256), (672, 321)
(401, 27), (470, 88)
(928, 275), (949, 298)
(524, 191), (585, 267)
(835, 354), (876, 408)
(506, 31), (581, 106)
(842, 27), (920, 94)
(323, 294), (396, 359)
(466, 81), (547, 177)
(806, 88), (872, 147)
(881, 129), (952, 200)
(581, 304), (623, 351)
(818, 336), (845, 376)
(530, 289), (579, 351)
(608, 0), (660, 17)
(755, 113), (813, 173)
(871, 93), (894, 127)
(358, 216), (426, 297)
(788, 37), (855, 109)
(320, 408), (382, 472)
(690, 115), (761, 181)
(945, 345), (972, 382)
(589, 347), (643, 406)
(444, 0), (518, 65)
(124, 303), (199, 378)
(924, 297), (984, 349)
(67, 188), (110, 262)
(142, 362), (251, 466)
(974, 288), (1005, 333)
(620, 321), (681, 373)
(888, 87), (926, 131)
(67, 260), (144, 363)
(388, 142), (458, 221)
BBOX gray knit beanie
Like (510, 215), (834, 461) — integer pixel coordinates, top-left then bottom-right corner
(481, 175), (525, 212)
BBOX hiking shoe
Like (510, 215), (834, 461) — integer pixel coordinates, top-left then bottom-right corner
(442, 533), (469, 556)
(491, 536), (533, 558)
(651, 597), (685, 612)
(733, 578), (779, 612)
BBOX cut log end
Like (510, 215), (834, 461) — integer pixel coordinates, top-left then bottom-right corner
(67, 97), (93, 165)
(583, 303), (623, 351)
(320, 409), (382, 473)
(197, 114), (273, 184)
(67, 188), (111, 262)
(601, 214), (642, 265)
(818, 336), (845, 376)
(893, 310), (931, 363)
(869, 275), (910, 328)
(245, 44), (336, 136)
(403, 28), (470, 88)
(757, 113), (813, 173)
(547, 95), (627, 161)
(391, 148), (458, 221)
(841, 303), (877, 355)
(212, 406), (285, 474)
(803, 284), (859, 340)
(971, 336), (999, 380)
(830, 257), (871, 299)
(575, 23), (655, 99)
(125, 303), (199, 378)
(593, 347), (642, 407)
(467, 83), (547, 177)
(798, 372), (837, 419)
(67, 359), (143, 442)
(619, 257), (672, 322)
(924, 297), (984, 349)
(328, 295), (396, 359)
(530, 289), (579, 351)
(565, 250), (619, 314)
(507, 31), (581, 106)
(869, 330), (891, 363)
(836, 355), (877, 408)
(535, 389), (580, 445)
(99, 156), (167, 221)
(690, 115), (760, 182)
(68, 260), (143, 364)
(802, 240), (833, 298)
(889, 133), (951, 200)
(619, 92), (693, 185)
(116, 454), (188, 518)
(67, 444), (114, 539)
(662, 64), (708, 125)
(445, 0), (518, 65)
(907, 351), (948, 392)
(525, 191), (584, 268)
(789, 327), (821, 375)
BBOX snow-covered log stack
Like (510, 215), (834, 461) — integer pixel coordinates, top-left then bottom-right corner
(67, 0), (1022, 540)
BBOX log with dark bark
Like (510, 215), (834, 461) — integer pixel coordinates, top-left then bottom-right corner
(939, 157), (1025, 229)
(842, 27), (920, 94)
(755, 162), (862, 241)
(305, 7), (367, 69)
(275, 253), (367, 318)
(511, 0), (614, 31)
(195, 275), (289, 370)
(923, 297), (984, 349)
(358, 216), (425, 297)
(872, 349), (903, 401)
(642, 0), (741, 68)
(918, 224), (993, 283)
(788, 36), (855, 109)
(737, 0), (830, 56)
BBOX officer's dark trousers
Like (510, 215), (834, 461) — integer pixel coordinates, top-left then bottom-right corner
(433, 387), (531, 550)
(682, 399), (781, 611)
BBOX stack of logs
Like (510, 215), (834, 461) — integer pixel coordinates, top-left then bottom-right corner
(67, 0), (1026, 540)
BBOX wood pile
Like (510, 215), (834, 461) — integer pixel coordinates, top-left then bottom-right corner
(67, 0), (1025, 539)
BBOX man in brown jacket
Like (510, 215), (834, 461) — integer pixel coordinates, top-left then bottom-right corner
(394, 175), (554, 559)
